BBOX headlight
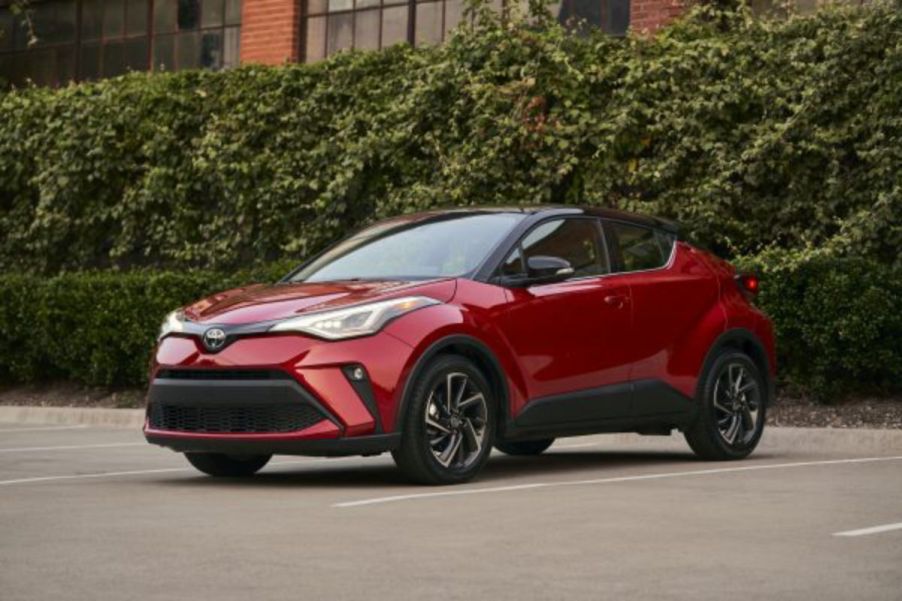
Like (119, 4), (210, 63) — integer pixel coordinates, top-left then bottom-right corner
(269, 296), (440, 340)
(159, 310), (185, 340)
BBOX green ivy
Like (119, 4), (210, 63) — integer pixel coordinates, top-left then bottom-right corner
(1, 1), (899, 273)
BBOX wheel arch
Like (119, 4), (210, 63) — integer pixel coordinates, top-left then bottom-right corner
(394, 335), (511, 433)
(698, 328), (775, 405)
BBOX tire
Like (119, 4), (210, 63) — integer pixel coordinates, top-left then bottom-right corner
(684, 350), (768, 461)
(392, 355), (496, 485)
(494, 438), (554, 456)
(184, 452), (272, 477)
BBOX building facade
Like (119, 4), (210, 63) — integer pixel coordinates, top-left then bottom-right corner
(0, 0), (686, 87)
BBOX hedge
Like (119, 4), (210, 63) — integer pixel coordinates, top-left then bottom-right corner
(1, 1), (900, 274)
(0, 255), (898, 397)
(0, 263), (293, 387)
(1, 3), (900, 399)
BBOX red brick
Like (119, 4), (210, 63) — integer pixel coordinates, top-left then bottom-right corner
(240, 0), (301, 65)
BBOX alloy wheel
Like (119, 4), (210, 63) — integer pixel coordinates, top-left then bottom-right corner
(424, 371), (489, 469)
(712, 363), (762, 446)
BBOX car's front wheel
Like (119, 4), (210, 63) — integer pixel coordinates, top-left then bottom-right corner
(184, 452), (272, 477)
(684, 350), (767, 460)
(392, 355), (495, 484)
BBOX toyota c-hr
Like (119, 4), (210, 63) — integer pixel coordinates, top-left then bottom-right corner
(145, 207), (775, 484)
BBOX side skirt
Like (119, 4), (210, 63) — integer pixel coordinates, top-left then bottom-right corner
(503, 379), (697, 442)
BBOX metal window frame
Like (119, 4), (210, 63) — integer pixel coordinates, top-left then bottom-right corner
(0, 0), (242, 86)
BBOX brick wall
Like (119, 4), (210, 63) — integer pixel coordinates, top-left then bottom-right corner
(240, 0), (301, 65)
(630, 0), (687, 34)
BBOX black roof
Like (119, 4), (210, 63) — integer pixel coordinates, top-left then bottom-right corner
(407, 205), (680, 235)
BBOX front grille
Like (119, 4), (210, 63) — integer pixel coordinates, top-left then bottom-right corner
(156, 369), (291, 381)
(149, 402), (324, 434)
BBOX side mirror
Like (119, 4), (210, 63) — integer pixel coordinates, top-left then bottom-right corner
(525, 255), (574, 285)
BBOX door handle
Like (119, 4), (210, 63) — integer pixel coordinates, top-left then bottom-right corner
(604, 294), (627, 308)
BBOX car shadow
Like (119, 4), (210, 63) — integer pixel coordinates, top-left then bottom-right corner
(153, 448), (782, 490)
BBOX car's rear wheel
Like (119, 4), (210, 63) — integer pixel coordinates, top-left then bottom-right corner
(494, 438), (554, 456)
(392, 355), (495, 485)
(684, 351), (767, 460)
(184, 452), (271, 477)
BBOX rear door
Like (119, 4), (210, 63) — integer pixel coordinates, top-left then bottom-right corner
(603, 220), (719, 415)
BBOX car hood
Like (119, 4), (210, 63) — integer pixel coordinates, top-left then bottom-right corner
(182, 278), (457, 325)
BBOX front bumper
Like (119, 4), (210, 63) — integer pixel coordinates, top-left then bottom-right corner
(144, 331), (417, 456)
(143, 371), (402, 456)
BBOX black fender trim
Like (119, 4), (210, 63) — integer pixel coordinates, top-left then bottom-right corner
(698, 328), (775, 405)
(394, 334), (511, 432)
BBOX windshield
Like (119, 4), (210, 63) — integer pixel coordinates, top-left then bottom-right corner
(290, 213), (524, 282)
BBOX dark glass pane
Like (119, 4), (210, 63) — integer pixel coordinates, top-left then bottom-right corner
(225, 0), (242, 25)
(124, 36), (148, 71)
(304, 16), (326, 62)
(328, 0), (353, 12)
(354, 9), (379, 51)
(178, 0), (200, 30)
(381, 5), (407, 47)
(14, 12), (29, 49)
(154, 0), (177, 33)
(0, 54), (15, 85)
(200, 31), (222, 68)
(603, 0), (629, 35)
(223, 26), (240, 68)
(104, 0), (125, 38)
(521, 219), (605, 277)
(608, 222), (666, 272)
(55, 45), (75, 84)
(33, 0), (77, 46)
(559, 0), (602, 29)
(445, 0), (464, 37)
(0, 10), (14, 52)
(201, 0), (225, 28)
(152, 34), (175, 70)
(78, 42), (102, 80)
(126, 0), (149, 36)
(307, 0), (328, 15)
(102, 41), (127, 76)
(415, 1), (442, 47)
(176, 31), (200, 68)
(326, 13), (352, 56)
(25, 48), (56, 86)
(81, 0), (103, 40)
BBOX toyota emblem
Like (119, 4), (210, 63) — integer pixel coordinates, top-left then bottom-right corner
(202, 328), (227, 352)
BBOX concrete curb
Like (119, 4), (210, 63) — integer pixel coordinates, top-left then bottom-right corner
(0, 406), (145, 429)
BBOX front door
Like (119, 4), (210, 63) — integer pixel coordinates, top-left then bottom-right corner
(494, 217), (635, 426)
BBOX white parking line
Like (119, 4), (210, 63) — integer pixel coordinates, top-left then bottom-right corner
(833, 522), (902, 537)
(333, 455), (902, 508)
(0, 456), (370, 486)
(0, 442), (145, 453)
(0, 425), (90, 433)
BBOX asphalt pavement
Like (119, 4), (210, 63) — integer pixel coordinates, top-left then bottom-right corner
(1, 423), (900, 601)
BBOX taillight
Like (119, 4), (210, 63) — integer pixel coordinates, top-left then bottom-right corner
(735, 273), (760, 300)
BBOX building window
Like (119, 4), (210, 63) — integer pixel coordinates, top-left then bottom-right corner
(302, 0), (467, 62)
(300, 0), (628, 62)
(0, 0), (242, 87)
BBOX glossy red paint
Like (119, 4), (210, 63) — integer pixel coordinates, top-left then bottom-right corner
(144, 208), (775, 457)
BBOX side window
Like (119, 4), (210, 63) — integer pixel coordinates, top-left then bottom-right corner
(607, 222), (674, 272)
(503, 218), (607, 279)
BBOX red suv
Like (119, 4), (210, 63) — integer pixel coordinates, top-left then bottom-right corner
(145, 207), (775, 484)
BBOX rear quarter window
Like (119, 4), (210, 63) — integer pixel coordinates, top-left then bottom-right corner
(607, 222), (675, 272)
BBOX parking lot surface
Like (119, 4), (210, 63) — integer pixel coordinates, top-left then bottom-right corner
(1, 423), (900, 601)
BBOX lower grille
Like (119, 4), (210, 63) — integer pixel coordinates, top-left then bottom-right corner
(149, 403), (324, 434)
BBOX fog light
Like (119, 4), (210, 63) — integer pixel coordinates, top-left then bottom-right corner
(350, 366), (366, 381)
